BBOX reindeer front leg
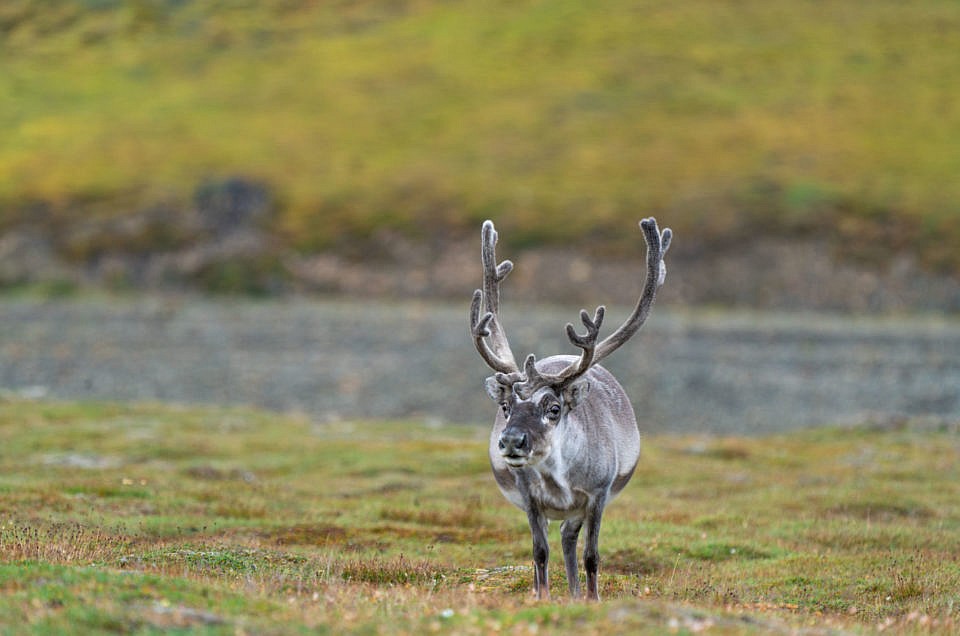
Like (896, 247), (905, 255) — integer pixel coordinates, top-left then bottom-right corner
(526, 506), (550, 600)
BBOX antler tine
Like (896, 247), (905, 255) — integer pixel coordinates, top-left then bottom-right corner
(514, 353), (544, 398)
(591, 217), (670, 365)
(470, 221), (519, 374)
(555, 305), (605, 383)
(658, 227), (672, 286)
(471, 290), (516, 374)
(517, 306), (605, 394)
(495, 370), (524, 386)
(566, 306), (605, 349)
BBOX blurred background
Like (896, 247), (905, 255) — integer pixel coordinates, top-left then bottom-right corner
(1, 0), (958, 432)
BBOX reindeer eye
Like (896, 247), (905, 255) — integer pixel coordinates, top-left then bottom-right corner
(547, 404), (561, 419)
(501, 404), (511, 417)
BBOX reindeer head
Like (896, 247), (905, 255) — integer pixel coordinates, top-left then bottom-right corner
(483, 352), (595, 467)
(470, 218), (671, 468)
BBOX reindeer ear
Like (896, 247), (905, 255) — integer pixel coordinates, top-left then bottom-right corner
(485, 376), (508, 402)
(562, 378), (591, 410)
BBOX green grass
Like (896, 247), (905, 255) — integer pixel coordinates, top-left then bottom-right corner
(2, 0), (960, 273)
(1, 399), (959, 633)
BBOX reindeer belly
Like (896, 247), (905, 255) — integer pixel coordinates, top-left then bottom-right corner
(537, 486), (590, 521)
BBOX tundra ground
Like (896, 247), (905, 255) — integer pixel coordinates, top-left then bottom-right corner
(0, 400), (958, 634)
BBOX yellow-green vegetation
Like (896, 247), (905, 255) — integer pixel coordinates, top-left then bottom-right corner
(2, 0), (960, 271)
(1, 399), (958, 633)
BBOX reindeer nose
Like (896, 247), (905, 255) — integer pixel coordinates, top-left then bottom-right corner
(499, 430), (528, 455)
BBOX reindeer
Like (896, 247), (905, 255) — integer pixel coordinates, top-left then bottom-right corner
(469, 217), (671, 601)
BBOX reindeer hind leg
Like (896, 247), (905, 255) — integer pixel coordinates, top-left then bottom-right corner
(583, 494), (608, 601)
(561, 518), (584, 598)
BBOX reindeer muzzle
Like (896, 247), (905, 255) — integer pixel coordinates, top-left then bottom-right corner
(498, 429), (530, 465)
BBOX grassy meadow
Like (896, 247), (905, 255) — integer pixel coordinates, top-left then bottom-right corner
(2, 0), (960, 272)
(1, 399), (958, 633)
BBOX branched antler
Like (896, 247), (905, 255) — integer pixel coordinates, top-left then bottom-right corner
(564, 306), (605, 375)
(471, 217), (671, 394)
(516, 306), (605, 396)
(515, 217), (671, 395)
(470, 221), (519, 374)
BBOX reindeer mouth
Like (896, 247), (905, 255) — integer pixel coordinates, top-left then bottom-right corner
(501, 452), (530, 467)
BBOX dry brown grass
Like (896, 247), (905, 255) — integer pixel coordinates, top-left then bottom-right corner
(1, 400), (959, 633)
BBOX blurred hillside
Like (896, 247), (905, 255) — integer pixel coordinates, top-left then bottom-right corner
(2, 0), (959, 309)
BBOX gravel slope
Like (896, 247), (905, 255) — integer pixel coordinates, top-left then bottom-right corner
(2, 296), (958, 434)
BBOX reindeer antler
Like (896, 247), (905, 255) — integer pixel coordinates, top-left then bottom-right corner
(514, 218), (671, 395)
(590, 217), (670, 364)
(471, 217), (671, 392)
(516, 306), (605, 396)
(470, 221), (519, 374)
